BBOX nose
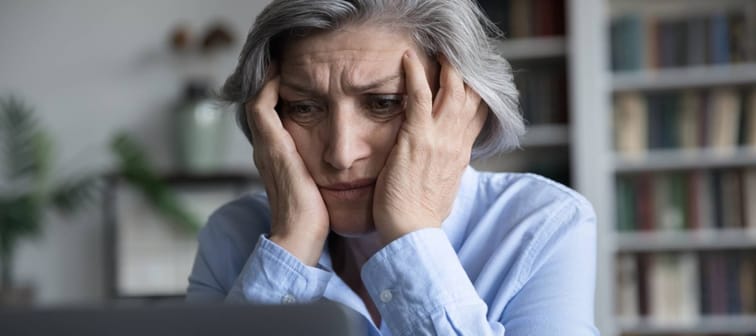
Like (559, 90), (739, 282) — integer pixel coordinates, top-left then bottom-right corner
(322, 107), (369, 170)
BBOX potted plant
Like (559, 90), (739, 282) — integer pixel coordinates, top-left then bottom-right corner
(0, 96), (100, 305)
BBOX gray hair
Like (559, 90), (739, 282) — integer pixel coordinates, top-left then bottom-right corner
(220, 0), (524, 159)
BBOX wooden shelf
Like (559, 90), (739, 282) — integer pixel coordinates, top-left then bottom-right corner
(521, 124), (570, 147)
(613, 147), (756, 173)
(612, 63), (756, 91)
(615, 229), (756, 253)
(495, 36), (567, 61)
(617, 315), (756, 335)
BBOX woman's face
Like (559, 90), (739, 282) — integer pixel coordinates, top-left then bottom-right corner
(278, 25), (439, 237)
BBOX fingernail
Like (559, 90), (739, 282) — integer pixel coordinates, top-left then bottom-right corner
(405, 50), (413, 59)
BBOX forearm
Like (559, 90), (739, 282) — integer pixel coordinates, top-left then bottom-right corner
(226, 234), (332, 304)
(361, 228), (505, 336)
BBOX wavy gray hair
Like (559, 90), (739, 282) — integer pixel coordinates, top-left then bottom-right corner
(220, 0), (524, 159)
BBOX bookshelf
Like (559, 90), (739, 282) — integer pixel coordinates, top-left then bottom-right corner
(613, 63), (756, 91)
(569, 0), (756, 335)
(617, 315), (756, 335)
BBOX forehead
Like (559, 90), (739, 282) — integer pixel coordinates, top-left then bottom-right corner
(281, 25), (415, 65)
(278, 25), (424, 89)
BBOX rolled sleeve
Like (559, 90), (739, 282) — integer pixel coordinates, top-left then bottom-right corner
(225, 234), (333, 305)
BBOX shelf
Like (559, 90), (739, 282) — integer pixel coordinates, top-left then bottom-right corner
(612, 63), (756, 91)
(617, 315), (756, 335)
(521, 124), (570, 147)
(108, 170), (261, 185)
(495, 36), (567, 61)
(613, 147), (756, 173)
(615, 229), (756, 253)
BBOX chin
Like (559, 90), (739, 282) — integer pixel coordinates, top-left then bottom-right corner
(327, 205), (375, 237)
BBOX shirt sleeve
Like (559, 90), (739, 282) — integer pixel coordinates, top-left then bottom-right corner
(224, 234), (333, 304)
(361, 228), (506, 336)
(360, 199), (599, 336)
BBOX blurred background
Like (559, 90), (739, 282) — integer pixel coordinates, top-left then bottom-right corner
(0, 1), (755, 336)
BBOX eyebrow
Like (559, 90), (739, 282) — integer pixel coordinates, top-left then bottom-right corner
(280, 74), (403, 95)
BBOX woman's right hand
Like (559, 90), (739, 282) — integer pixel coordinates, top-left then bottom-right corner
(245, 75), (330, 266)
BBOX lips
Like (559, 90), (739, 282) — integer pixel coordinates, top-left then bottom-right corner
(319, 179), (376, 201)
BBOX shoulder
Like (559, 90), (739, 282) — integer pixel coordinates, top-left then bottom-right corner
(463, 170), (596, 271)
(474, 171), (593, 217)
(467, 172), (595, 225)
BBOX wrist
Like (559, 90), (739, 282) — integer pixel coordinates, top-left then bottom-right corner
(269, 232), (326, 267)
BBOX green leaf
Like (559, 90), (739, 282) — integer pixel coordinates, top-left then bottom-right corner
(110, 132), (201, 233)
(0, 97), (49, 184)
(51, 174), (102, 215)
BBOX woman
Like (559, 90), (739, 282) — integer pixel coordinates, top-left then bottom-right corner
(187, 0), (599, 335)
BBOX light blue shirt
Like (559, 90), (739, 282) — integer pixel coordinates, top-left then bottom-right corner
(187, 167), (599, 335)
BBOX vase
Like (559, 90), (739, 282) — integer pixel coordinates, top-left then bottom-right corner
(174, 81), (230, 173)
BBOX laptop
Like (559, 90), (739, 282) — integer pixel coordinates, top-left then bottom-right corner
(0, 301), (364, 336)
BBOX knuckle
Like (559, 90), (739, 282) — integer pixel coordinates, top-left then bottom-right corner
(410, 87), (433, 105)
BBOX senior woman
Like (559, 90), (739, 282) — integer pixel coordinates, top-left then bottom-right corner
(187, 0), (598, 335)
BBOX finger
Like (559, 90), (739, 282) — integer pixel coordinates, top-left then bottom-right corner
(433, 54), (466, 119)
(402, 49), (433, 125)
(245, 76), (282, 141)
(464, 101), (489, 145)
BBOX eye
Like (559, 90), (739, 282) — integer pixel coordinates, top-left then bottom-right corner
(279, 100), (325, 125)
(365, 95), (404, 119)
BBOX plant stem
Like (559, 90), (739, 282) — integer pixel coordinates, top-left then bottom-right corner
(0, 234), (12, 291)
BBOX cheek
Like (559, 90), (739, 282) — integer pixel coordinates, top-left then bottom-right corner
(366, 117), (403, 164)
(281, 120), (321, 167)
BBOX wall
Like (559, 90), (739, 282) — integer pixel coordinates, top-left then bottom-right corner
(0, 0), (268, 305)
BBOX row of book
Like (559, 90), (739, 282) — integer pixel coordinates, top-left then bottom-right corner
(610, 6), (756, 71)
(616, 169), (756, 232)
(617, 252), (756, 322)
(516, 64), (568, 125)
(614, 87), (756, 154)
(479, 0), (565, 39)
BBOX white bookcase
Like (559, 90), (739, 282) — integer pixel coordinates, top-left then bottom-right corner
(568, 0), (756, 335)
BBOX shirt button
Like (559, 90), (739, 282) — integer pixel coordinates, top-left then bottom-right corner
(281, 294), (296, 304)
(379, 289), (393, 303)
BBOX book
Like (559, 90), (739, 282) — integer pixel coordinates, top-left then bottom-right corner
(611, 14), (643, 71)
(710, 13), (731, 64)
(728, 13), (748, 63)
(648, 253), (700, 322)
(720, 169), (744, 229)
(654, 173), (686, 231)
(614, 92), (648, 155)
(616, 254), (639, 319)
(744, 88), (756, 147)
(695, 170), (716, 230)
(510, 0), (532, 38)
(616, 176), (637, 232)
(741, 253), (756, 313)
(636, 174), (655, 231)
(678, 91), (701, 149)
(743, 168), (756, 230)
(686, 16), (709, 66)
(709, 88), (742, 152)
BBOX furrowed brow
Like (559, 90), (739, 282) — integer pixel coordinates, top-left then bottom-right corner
(349, 74), (402, 93)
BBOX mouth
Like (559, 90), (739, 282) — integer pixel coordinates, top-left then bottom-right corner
(319, 179), (376, 201)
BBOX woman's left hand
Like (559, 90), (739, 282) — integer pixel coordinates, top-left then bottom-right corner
(373, 50), (488, 245)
